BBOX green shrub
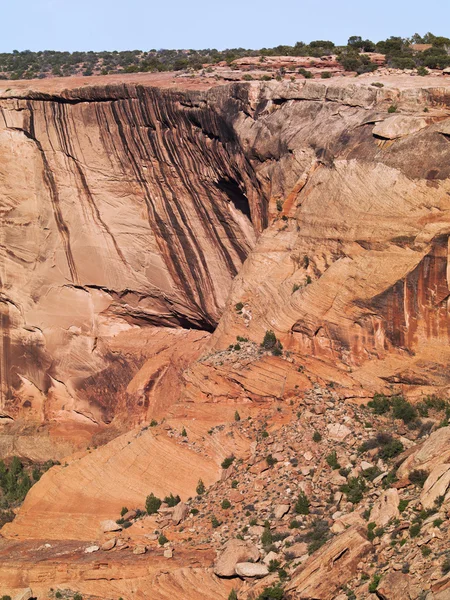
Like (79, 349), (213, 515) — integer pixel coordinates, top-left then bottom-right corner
(321, 71), (332, 78)
(55, 593), (62, 599)
(228, 590), (238, 600)
(211, 515), (222, 528)
(268, 559), (281, 572)
(433, 518), (443, 528)
(367, 393), (391, 415)
(409, 469), (428, 488)
(181, 427), (187, 437)
(261, 525), (273, 547)
(261, 330), (283, 355)
(164, 493), (181, 507)
(369, 574), (382, 592)
(231, 480), (238, 488)
(221, 499), (231, 510)
(379, 438), (404, 460)
(398, 499), (409, 512)
(150, 419), (158, 426)
(257, 585), (284, 599)
(417, 66), (429, 76)
(388, 105), (397, 113)
(221, 456), (235, 469)
(442, 558), (450, 575)
(74, 595), (83, 600)
(158, 534), (168, 545)
(305, 519), (330, 554)
(234, 410), (241, 422)
(313, 430), (322, 442)
(392, 396), (417, 424)
(298, 68), (313, 78)
(340, 477), (366, 504)
(421, 545), (432, 557)
(146, 493), (162, 515)
(367, 522), (376, 541)
(409, 522), (421, 538)
(326, 451), (340, 470)
(362, 466), (381, 481)
(235, 302), (244, 312)
(266, 454), (278, 467)
(196, 479), (205, 495)
(294, 491), (310, 515)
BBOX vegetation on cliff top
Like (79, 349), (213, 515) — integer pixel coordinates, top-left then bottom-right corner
(1, 32), (449, 80)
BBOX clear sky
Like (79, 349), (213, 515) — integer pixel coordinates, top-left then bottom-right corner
(2, 0), (450, 52)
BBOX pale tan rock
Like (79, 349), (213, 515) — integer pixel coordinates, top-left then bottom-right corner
(398, 427), (450, 479)
(12, 589), (33, 600)
(371, 489), (400, 527)
(285, 527), (372, 599)
(286, 542), (308, 558)
(133, 545), (147, 555)
(101, 538), (116, 551)
(214, 539), (260, 577)
(235, 562), (268, 578)
(100, 520), (122, 533)
(326, 423), (351, 441)
(274, 504), (290, 519)
(421, 464), (450, 510)
(376, 571), (423, 599)
(373, 115), (428, 139)
(171, 502), (190, 525)
(164, 548), (173, 558)
(84, 545), (100, 553)
(263, 551), (279, 565)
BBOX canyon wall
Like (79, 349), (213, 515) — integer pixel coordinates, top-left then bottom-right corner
(2, 76), (450, 435)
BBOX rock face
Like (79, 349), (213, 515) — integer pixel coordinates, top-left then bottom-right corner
(285, 526), (372, 599)
(213, 539), (260, 577)
(4, 76), (450, 430)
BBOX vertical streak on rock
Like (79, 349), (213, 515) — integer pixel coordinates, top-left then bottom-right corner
(0, 301), (11, 408)
(26, 101), (79, 284)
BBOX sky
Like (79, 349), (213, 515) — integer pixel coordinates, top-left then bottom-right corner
(2, 0), (450, 53)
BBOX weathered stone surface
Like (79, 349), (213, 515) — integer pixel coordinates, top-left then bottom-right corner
(100, 520), (122, 533)
(101, 538), (116, 551)
(285, 527), (372, 599)
(421, 464), (450, 510)
(235, 562), (268, 578)
(398, 427), (450, 479)
(84, 545), (99, 553)
(372, 115), (428, 139)
(274, 504), (290, 520)
(171, 502), (190, 525)
(214, 539), (260, 577)
(370, 489), (400, 527)
(376, 571), (423, 599)
(12, 589), (33, 600)
(326, 423), (351, 442)
(133, 545), (147, 555)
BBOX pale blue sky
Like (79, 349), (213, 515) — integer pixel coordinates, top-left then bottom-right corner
(2, 0), (450, 52)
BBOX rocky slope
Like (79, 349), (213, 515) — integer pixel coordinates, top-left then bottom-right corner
(2, 73), (450, 599)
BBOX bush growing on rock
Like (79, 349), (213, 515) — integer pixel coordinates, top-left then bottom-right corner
(228, 590), (238, 600)
(326, 451), (340, 470)
(158, 534), (168, 545)
(409, 469), (428, 488)
(294, 491), (310, 515)
(221, 499), (231, 509)
(367, 393), (391, 415)
(146, 493), (162, 515)
(340, 476), (366, 504)
(392, 396), (417, 424)
(164, 493), (181, 507)
(312, 430), (322, 442)
(261, 330), (283, 356)
(257, 585), (284, 599)
(196, 479), (205, 495)
(221, 456), (235, 469)
(234, 410), (241, 421)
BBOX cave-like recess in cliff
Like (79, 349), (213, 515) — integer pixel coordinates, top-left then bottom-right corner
(215, 177), (252, 221)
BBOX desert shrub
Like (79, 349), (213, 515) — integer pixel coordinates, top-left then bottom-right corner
(421, 545), (432, 557)
(340, 477), (366, 504)
(164, 493), (181, 507)
(362, 466), (381, 481)
(326, 451), (340, 470)
(221, 499), (231, 509)
(392, 396), (417, 424)
(313, 430), (322, 442)
(298, 68), (313, 78)
(294, 491), (310, 515)
(196, 479), (205, 495)
(146, 493), (162, 515)
(367, 393), (391, 414)
(221, 456), (235, 469)
(211, 515), (222, 528)
(235, 302), (244, 312)
(388, 105), (397, 113)
(261, 330), (283, 355)
(409, 469), (428, 488)
(158, 534), (168, 545)
(378, 438), (404, 460)
(398, 499), (409, 512)
(234, 410), (241, 422)
(305, 519), (330, 554)
(228, 590), (238, 600)
(150, 419), (158, 426)
(369, 574), (382, 592)
(261, 525), (273, 547)
(266, 454), (278, 467)
(409, 522), (421, 538)
(442, 558), (450, 575)
(257, 585), (284, 599)
(321, 71), (332, 78)
(268, 559), (281, 572)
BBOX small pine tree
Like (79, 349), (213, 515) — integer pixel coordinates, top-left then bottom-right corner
(146, 492), (162, 515)
(313, 430), (322, 442)
(196, 479), (205, 495)
(294, 491), (310, 515)
(228, 590), (238, 600)
(234, 410), (241, 422)
(181, 427), (187, 437)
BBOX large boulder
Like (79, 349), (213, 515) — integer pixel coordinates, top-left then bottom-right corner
(397, 427), (450, 479)
(235, 562), (269, 578)
(214, 539), (260, 577)
(370, 489), (400, 527)
(373, 115), (428, 140)
(285, 527), (372, 599)
(376, 572), (423, 599)
(420, 464), (450, 510)
(172, 502), (190, 525)
(100, 519), (122, 533)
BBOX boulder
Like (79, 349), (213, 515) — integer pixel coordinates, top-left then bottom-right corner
(122, 509), (137, 521)
(85, 545), (99, 553)
(376, 571), (423, 599)
(263, 551), (280, 565)
(285, 542), (308, 558)
(172, 501), (190, 525)
(398, 427), (450, 479)
(101, 519), (122, 533)
(101, 538), (116, 551)
(373, 116), (428, 140)
(285, 527), (372, 599)
(164, 548), (173, 558)
(421, 464), (450, 510)
(235, 562), (269, 578)
(326, 423), (351, 442)
(214, 539), (260, 577)
(370, 489), (400, 527)
(274, 504), (290, 520)
(133, 545), (147, 555)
